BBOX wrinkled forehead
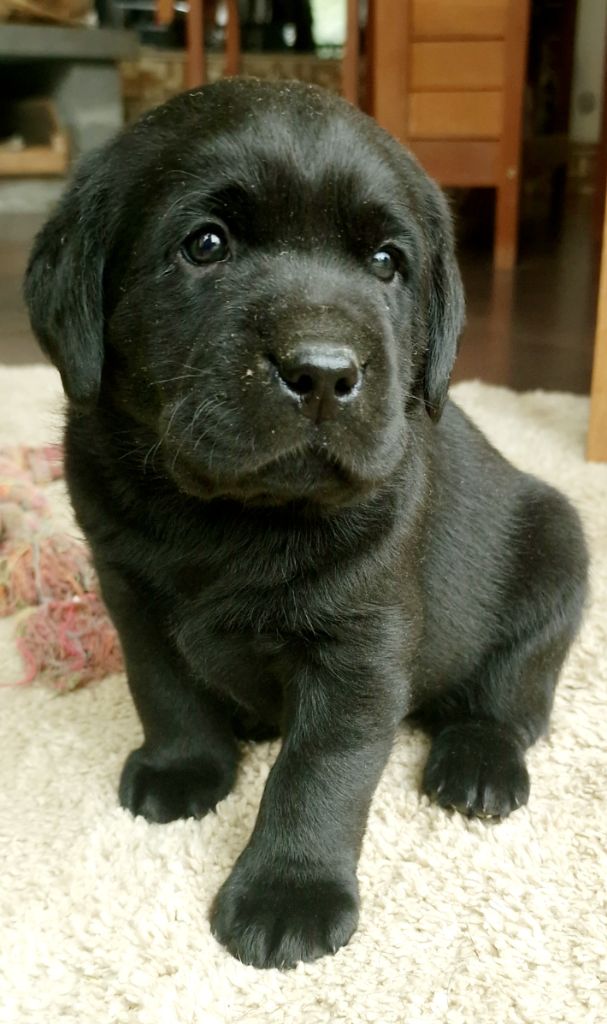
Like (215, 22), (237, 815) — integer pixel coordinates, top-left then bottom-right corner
(145, 110), (422, 249)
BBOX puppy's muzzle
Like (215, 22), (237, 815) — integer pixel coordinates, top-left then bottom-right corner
(270, 344), (362, 424)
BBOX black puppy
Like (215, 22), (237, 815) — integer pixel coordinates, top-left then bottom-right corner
(25, 80), (588, 969)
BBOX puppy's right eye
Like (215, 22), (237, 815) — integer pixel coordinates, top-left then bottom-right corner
(370, 247), (398, 282)
(181, 224), (231, 266)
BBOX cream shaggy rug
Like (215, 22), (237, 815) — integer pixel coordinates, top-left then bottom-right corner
(0, 366), (605, 1024)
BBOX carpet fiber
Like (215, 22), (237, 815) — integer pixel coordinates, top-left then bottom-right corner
(1, 366), (605, 1024)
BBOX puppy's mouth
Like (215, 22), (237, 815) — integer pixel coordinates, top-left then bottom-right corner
(166, 444), (374, 507)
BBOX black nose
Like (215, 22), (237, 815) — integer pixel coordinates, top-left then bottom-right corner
(272, 345), (362, 422)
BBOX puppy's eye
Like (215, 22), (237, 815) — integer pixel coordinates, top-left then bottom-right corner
(181, 224), (230, 266)
(370, 248), (398, 282)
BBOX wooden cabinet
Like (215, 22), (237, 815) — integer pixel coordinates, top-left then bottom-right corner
(367, 0), (530, 269)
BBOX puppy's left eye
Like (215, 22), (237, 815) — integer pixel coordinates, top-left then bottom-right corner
(370, 248), (398, 282)
(181, 224), (231, 266)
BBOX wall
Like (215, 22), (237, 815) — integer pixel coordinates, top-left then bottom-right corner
(570, 0), (607, 145)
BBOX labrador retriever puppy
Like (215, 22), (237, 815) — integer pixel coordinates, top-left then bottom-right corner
(24, 79), (588, 969)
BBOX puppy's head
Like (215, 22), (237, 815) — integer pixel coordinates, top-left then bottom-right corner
(25, 79), (464, 506)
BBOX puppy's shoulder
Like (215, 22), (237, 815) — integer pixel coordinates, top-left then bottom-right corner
(430, 397), (517, 484)
(428, 398), (587, 575)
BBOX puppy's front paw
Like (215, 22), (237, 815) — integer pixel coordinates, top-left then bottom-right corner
(422, 721), (530, 819)
(119, 746), (236, 823)
(210, 862), (359, 968)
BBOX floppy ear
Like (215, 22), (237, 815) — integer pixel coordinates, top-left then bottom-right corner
(24, 150), (109, 410)
(422, 182), (465, 422)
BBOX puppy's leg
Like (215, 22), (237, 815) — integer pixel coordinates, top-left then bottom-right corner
(419, 635), (567, 819)
(419, 618), (581, 819)
(421, 493), (587, 820)
(211, 653), (404, 968)
(99, 566), (239, 823)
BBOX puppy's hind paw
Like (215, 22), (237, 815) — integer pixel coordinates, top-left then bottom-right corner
(422, 721), (530, 820)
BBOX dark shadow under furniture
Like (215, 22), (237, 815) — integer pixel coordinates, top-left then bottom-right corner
(0, 24), (137, 175)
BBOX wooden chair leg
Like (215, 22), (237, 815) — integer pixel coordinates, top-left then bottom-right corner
(224, 0), (241, 77)
(155, 0), (173, 25)
(494, 0), (529, 271)
(183, 0), (239, 91)
(186, 0), (205, 89)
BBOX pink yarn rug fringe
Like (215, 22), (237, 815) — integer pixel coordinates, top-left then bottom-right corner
(15, 594), (124, 692)
(1, 444), (123, 691)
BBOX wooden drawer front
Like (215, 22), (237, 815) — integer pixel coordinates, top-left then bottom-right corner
(411, 41), (504, 91)
(408, 91), (503, 139)
(409, 140), (499, 185)
(412, 0), (508, 40)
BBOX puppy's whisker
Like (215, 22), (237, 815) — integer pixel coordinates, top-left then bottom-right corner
(162, 395), (189, 444)
(402, 390), (426, 406)
(143, 440), (163, 473)
(189, 395), (229, 437)
(171, 441), (183, 473)
(156, 373), (210, 385)
(116, 446), (144, 463)
(192, 413), (232, 463)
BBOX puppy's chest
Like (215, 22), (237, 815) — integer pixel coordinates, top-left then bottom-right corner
(169, 560), (312, 717)
(171, 555), (321, 635)
(158, 514), (397, 682)
(165, 523), (337, 635)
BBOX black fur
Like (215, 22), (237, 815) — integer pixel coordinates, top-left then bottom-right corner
(24, 80), (588, 969)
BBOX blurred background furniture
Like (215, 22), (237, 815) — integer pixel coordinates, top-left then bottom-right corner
(154, 0), (360, 100)
(365, 0), (530, 269)
(1, 0), (605, 415)
(155, 0), (239, 88)
(0, 23), (137, 168)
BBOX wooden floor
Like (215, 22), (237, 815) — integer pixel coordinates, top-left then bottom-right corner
(454, 195), (599, 393)
(0, 198), (599, 395)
